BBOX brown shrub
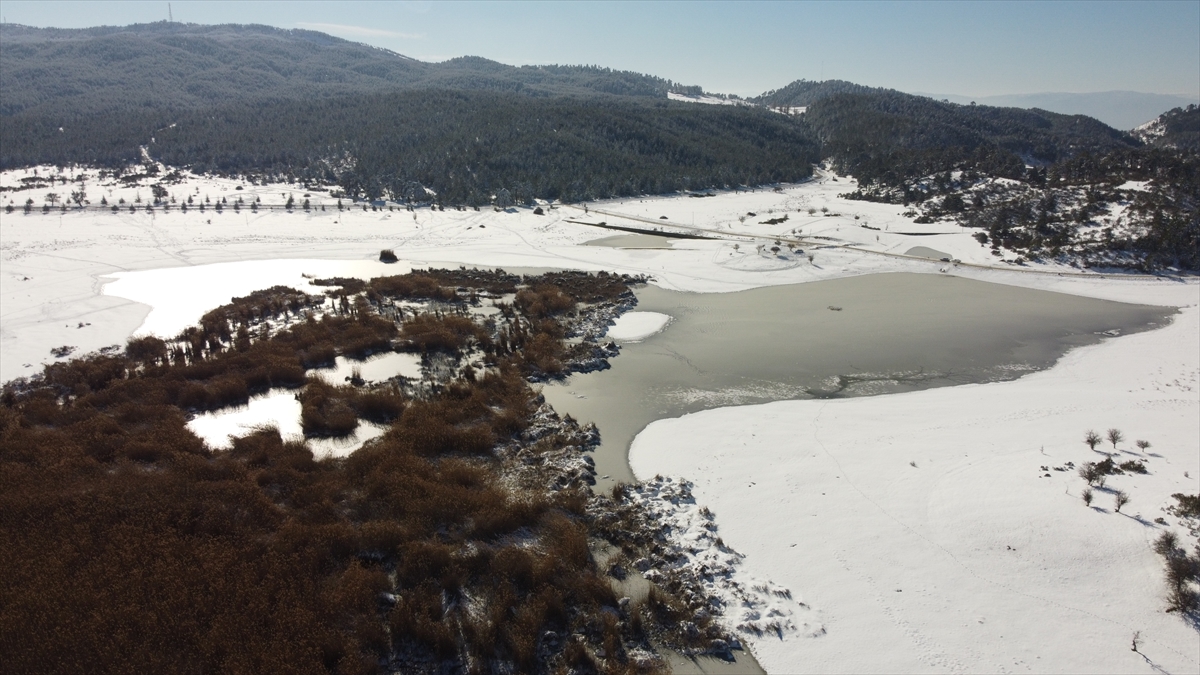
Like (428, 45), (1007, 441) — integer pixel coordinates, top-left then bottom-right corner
(401, 313), (483, 353)
(515, 285), (575, 319)
(300, 381), (360, 438)
(368, 274), (460, 302)
(348, 389), (406, 423)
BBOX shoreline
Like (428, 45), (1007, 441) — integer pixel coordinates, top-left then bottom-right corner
(630, 286), (1199, 673)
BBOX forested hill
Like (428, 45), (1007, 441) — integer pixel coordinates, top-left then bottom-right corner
(0, 22), (822, 201)
(6, 22), (1194, 271)
(752, 79), (889, 107)
(752, 79), (1194, 271)
(1, 90), (821, 204)
(803, 90), (1138, 185)
(0, 22), (687, 117)
(1134, 105), (1200, 153)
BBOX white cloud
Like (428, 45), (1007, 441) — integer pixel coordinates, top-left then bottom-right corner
(295, 22), (423, 39)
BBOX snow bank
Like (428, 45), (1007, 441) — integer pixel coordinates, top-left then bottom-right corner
(631, 285), (1200, 674)
(625, 476), (822, 638)
(606, 311), (671, 342)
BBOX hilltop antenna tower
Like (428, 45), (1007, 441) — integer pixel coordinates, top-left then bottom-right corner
(169, 3), (173, 22)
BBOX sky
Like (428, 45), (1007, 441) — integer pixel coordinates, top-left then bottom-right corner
(2, 1), (1197, 99)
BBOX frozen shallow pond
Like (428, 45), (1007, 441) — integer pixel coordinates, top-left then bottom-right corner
(606, 311), (672, 342)
(904, 245), (953, 260)
(543, 272), (1175, 491)
(186, 390), (387, 459)
(102, 258), (411, 338)
(585, 233), (680, 248)
(311, 351), (423, 384)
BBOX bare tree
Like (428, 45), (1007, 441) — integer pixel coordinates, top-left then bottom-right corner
(1107, 428), (1124, 449)
(1079, 462), (1100, 485)
(1084, 430), (1102, 451)
(1082, 488), (1094, 506)
(1114, 490), (1130, 513)
(1136, 440), (1151, 451)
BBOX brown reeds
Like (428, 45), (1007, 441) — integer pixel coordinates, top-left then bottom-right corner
(0, 269), (672, 675)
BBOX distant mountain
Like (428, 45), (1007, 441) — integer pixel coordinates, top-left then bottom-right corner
(0, 22), (690, 118)
(915, 91), (1200, 131)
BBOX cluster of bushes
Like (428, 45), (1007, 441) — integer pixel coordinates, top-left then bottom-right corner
(400, 313), (487, 354)
(1072, 429), (1200, 616)
(299, 378), (407, 437)
(367, 274), (467, 303)
(1153, 531), (1200, 614)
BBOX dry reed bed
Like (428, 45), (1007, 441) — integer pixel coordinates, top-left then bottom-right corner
(0, 269), (722, 675)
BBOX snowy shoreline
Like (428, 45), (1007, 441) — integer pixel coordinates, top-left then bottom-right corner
(3, 166), (1196, 673)
(631, 282), (1199, 673)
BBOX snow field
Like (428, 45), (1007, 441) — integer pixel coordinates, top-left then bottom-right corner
(3, 165), (1198, 673)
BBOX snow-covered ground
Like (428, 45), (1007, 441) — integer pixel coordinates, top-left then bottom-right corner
(605, 311), (672, 342)
(667, 92), (752, 107)
(2, 165), (1196, 673)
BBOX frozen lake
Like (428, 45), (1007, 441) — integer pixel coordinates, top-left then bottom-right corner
(542, 272), (1175, 490)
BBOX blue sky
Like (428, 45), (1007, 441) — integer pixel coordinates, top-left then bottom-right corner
(2, 1), (1197, 99)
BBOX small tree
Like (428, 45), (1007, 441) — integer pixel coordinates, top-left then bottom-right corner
(1114, 490), (1129, 513)
(1084, 430), (1102, 451)
(1079, 462), (1100, 485)
(1136, 440), (1151, 451)
(1107, 428), (1124, 449)
(1082, 487), (1094, 506)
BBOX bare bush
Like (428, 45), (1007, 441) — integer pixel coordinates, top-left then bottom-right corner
(1107, 428), (1124, 449)
(1113, 490), (1130, 513)
(1153, 532), (1200, 614)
